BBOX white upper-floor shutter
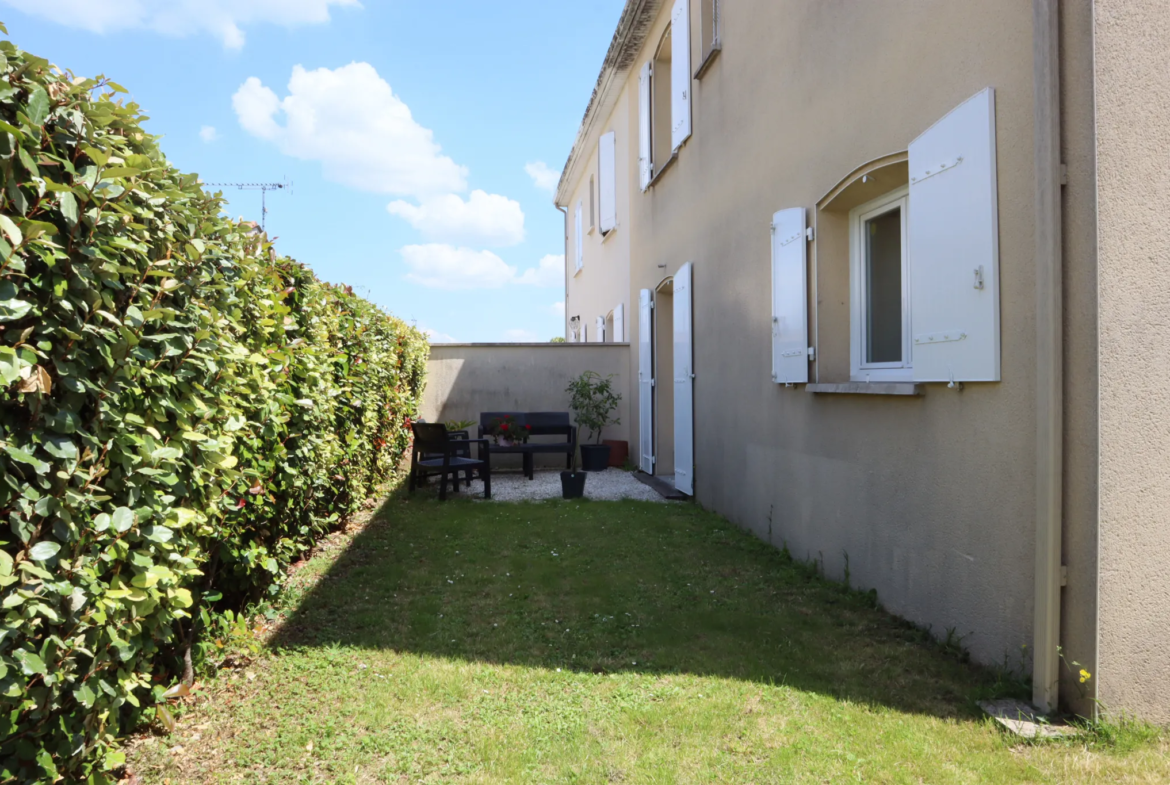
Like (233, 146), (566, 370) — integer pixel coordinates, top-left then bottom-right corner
(597, 315), (606, 343)
(614, 303), (625, 342)
(574, 201), (584, 272)
(638, 62), (653, 190)
(671, 0), (692, 151)
(599, 131), (617, 233)
(908, 88), (1000, 383)
(771, 207), (809, 385)
(638, 290), (654, 473)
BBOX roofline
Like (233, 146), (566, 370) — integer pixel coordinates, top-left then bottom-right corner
(554, 0), (665, 206)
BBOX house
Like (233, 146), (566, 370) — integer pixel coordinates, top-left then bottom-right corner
(553, 0), (1170, 722)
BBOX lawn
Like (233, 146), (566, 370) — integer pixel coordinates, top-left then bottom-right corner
(127, 494), (1167, 784)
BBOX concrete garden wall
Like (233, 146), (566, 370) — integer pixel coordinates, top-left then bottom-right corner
(422, 343), (633, 470)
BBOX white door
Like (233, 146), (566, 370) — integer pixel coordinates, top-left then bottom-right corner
(674, 263), (694, 495)
(638, 289), (654, 473)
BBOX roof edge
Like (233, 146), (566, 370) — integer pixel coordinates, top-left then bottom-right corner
(554, 0), (664, 206)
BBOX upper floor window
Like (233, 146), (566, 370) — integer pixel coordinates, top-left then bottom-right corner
(639, 0), (692, 190)
(696, 0), (721, 78)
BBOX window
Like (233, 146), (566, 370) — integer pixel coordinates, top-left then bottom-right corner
(651, 28), (673, 176)
(850, 186), (910, 381)
(598, 131), (617, 232)
(697, 0), (721, 76)
(574, 201), (583, 273)
(588, 175), (595, 232)
(597, 315), (607, 343)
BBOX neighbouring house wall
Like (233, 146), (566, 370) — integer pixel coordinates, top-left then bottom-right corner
(617, 0), (1042, 669)
(1093, 0), (1170, 724)
(422, 344), (633, 470)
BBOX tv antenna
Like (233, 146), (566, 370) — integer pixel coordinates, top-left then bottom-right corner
(204, 180), (291, 232)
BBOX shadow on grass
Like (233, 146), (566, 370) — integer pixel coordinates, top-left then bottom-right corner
(269, 490), (1022, 720)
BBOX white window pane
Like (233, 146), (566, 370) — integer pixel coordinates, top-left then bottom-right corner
(865, 207), (903, 364)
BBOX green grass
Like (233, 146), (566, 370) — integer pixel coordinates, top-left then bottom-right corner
(127, 495), (1167, 784)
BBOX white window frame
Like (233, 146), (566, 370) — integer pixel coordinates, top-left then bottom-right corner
(850, 185), (912, 382)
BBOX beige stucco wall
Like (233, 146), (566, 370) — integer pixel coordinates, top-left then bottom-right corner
(1093, 0), (1170, 724)
(422, 344), (632, 469)
(616, 0), (1041, 669)
(565, 88), (634, 344)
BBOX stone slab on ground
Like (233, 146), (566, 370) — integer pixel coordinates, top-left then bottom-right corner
(440, 469), (668, 502)
(978, 699), (1082, 739)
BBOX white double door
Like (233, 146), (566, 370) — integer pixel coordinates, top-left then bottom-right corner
(638, 262), (694, 496)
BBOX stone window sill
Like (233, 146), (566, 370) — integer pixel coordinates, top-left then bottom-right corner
(806, 382), (924, 396)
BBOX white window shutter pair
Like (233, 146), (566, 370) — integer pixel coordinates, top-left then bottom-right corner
(908, 87), (1000, 382)
(638, 63), (653, 190)
(671, 0), (692, 152)
(598, 132), (617, 233)
(613, 303), (625, 342)
(574, 202), (583, 271)
(771, 208), (809, 385)
(596, 316), (606, 342)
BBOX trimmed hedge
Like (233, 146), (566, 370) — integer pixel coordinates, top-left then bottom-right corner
(0, 36), (428, 783)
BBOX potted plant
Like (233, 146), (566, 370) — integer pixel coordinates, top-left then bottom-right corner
(560, 446), (587, 499)
(484, 415), (529, 447)
(566, 370), (622, 472)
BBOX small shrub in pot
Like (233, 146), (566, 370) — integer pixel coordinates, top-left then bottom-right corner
(566, 371), (621, 472)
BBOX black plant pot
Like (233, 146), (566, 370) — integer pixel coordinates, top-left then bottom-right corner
(579, 444), (611, 472)
(560, 471), (587, 499)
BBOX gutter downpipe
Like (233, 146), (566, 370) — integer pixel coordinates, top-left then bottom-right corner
(1033, 0), (1064, 715)
(557, 204), (569, 340)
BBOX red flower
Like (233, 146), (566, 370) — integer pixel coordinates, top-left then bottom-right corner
(236, 498), (246, 509)
(501, 423), (508, 430)
(525, 425), (531, 430)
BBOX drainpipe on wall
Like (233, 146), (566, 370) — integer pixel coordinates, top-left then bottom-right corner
(1032, 0), (1064, 715)
(557, 204), (569, 340)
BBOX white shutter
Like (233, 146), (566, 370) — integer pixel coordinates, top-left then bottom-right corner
(771, 207), (809, 384)
(674, 262), (694, 496)
(638, 290), (654, 473)
(671, 0), (692, 151)
(908, 88), (1000, 382)
(596, 315), (606, 343)
(614, 303), (625, 342)
(638, 62), (653, 190)
(582, 323), (588, 343)
(574, 201), (584, 271)
(599, 131), (617, 233)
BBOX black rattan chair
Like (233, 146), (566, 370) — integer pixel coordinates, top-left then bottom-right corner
(409, 422), (491, 501)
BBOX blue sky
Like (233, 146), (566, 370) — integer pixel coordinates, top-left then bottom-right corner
(1, 0), (625, 342)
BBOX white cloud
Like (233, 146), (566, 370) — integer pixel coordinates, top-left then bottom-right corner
(504, 329), (541, 342)
(401, 245), (516, 291)
(420, 327), (458, 343)
(388, 190), (524, 247)
(199, 125), (219, 143)
(549, 302), (566, 317)
(516, 254), (564, 288)
(233, 63), (467, 197)
(0, 0), (359, 49)
(400, 247), (566, 291)
(525, 161), (560, 193)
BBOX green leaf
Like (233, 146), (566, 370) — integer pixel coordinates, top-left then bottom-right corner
(26, 85), (50, 126)
(0, 550), (12, 577)
(43, 436), (78, 461)
(29, 541), (61, 561)
(74, 682), (96, 708)
(112, 506), (135, 533)
(59, 192), (79, 227)
(0, 297), (32, 322)
(16, 650), (47, 675)
(3, 444), (49, 473)
(93, 512), (111, 532)
(100, 166), (141, 180)
(0, 214), (23, 247)
(141, 525), (173, 544)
